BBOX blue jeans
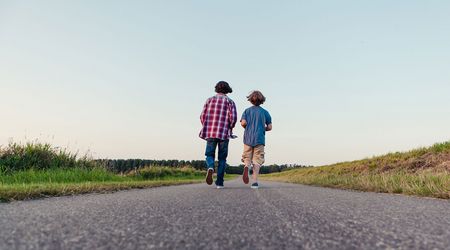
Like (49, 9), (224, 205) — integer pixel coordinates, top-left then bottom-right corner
(205, 138), (229, 186)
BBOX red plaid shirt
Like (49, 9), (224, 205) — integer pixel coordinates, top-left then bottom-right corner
(199, 94), (237, 140)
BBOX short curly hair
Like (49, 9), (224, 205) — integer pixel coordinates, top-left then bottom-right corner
(215, 81), (233, 94)
(247, 90), (266, 106)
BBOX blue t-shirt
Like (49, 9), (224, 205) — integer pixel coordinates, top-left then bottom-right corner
(241, 106), (272, 146)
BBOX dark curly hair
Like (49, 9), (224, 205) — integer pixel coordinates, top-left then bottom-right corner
(247, 90), (266, 106)
(215, 81), (233, 94)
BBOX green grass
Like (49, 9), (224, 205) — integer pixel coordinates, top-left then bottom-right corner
(0, 168), (125, 184)
(0, 179), (204, 202)
(0, 166), (207, 185)
(0, 141), (237, 202)
(0, 166), (236, 202)
(263, 142), (450, 199)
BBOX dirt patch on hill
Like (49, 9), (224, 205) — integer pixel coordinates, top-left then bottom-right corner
(396, 152), (450, 173)
(344, 151), (450, 174)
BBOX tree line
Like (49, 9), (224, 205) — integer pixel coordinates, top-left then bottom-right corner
(96, 159), (207, 173)
(96, 159), (310, 174)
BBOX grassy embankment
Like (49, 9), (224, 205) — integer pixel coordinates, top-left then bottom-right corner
(263, 142), (450, 199)
(0, 142), (223, 202)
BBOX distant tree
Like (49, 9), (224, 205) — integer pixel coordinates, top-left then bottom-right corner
(95, 159), (309, 174)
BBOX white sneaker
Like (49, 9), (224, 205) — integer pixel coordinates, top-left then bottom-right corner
(216, 186), (224, 189)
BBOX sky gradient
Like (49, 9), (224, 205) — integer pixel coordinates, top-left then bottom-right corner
(1, 1), (450, 166)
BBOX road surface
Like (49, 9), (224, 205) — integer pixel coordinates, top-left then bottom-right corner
(1, 178), (449, 249)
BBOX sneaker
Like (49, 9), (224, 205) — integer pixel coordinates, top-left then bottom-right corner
(216, 185), (224, 189)
(206, 168), (214, 185)
(251, 183), (259, 189)
(243, 166), (249, 184)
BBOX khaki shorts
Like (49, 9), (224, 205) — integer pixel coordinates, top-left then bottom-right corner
(242, 144), (265, 166)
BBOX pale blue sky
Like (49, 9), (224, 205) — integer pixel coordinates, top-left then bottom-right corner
(1, 1), (449, 166)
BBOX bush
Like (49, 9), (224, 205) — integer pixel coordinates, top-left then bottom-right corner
(225, 166), (244, 174)
(97, 159), (207, 173)
(0, 142), (98, 174)
(130, 166), (204, 180)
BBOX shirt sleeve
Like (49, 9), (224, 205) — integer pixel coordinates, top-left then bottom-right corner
(228, 99), (238, 128)
(200, 99), (209, 125)
(240, 109), (247, 122)
(265, 110), (272, 125)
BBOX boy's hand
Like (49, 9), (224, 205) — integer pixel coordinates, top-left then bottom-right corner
(240, 119), (247, 128)
(265, 124), (272, 131)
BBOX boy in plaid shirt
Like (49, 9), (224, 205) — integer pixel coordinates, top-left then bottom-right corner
(199, 81), (237, 188)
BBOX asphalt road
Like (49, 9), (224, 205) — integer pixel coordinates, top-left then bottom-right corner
(1, 178), (449, 250)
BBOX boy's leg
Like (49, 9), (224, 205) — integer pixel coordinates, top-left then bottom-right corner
(252, 164), (261, 183)
(205, 139), (218, 185)
(252, 145), (265, 184)
(216, 139), (229, 186)
(241, 144), (253, 184)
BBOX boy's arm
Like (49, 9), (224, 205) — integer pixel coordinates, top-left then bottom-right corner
(240, 109), (247, 128)
(228, 100), (238, 129)
(265, 111), (272, 131)
(241, 119), (247, 128)
(200, 100), (209, 125)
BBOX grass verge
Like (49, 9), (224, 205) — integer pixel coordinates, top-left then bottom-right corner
(0, 142), (229, 202)
(262, 142), (450, 199)
(0, 167), (236, 202)
(0, 179), (203, 202)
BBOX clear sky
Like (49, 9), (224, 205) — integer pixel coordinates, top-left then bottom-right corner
(1, 1), (450, 166)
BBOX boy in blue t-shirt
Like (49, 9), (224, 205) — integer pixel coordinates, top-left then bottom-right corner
(240, 90), (272, 189)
